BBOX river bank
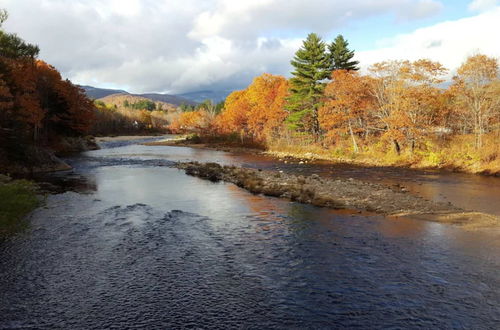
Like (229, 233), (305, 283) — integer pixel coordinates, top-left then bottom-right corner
(0, 136), (99, 175)
(146, 137), (500, 176)
(95, 135), (168, 143)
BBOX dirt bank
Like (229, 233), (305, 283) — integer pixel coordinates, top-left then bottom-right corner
(177, 162), (499, 228)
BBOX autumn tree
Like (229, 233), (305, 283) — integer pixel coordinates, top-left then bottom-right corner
(13, 61), (45, 142)
(451, 54), (500, 148)
(217, 74), (288, 141)
(0, 9), (95, 165)
(368, 59), (447, 154)
(397, 60), (448, 151)
(216, 90), (250, 136)
(286, 33), (330, 138)
(245, 74), (288, 140)
(328, 35), (359, 71)
(319, 70), (373, 152)
(0, 9), (42, 145)
(34, 61), (94, 137)
(169, 110), (212, 134)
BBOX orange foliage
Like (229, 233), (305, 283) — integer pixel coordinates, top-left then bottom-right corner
(216, 73), (288, 141)
(169, 110), (212, 133)
(35, 60), (95, 135)
(12, 61), (44, 131)
(450, 54), (499, 148)
(0, 58), (95, 146)
(368, 59), (448, 152)
(319, 70), (373, 151)
(215, 90), (250, 135)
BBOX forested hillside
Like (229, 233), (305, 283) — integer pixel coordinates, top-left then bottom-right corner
(91, 94), (177, 135)
(80, 85), (196, 106)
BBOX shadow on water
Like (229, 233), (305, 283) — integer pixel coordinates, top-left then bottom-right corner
(1, 138), (499, 328)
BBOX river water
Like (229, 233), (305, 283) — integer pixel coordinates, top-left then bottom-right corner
(1, 137), (499, 329)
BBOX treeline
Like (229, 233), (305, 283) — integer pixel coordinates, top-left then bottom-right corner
(174, 33), (500, 173)
(124, 99), (157, 111)
(91, 100), (172, 135)
(179, 99), (225, 113)
(167, 99), (225, 133)
(0, 10), (95, 168)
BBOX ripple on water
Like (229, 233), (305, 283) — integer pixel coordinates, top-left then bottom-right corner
(1, 142), (499, 329)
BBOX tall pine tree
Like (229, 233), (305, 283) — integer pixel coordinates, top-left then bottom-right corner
(328, 34), (359, 71)
(286, 33), (330, 138)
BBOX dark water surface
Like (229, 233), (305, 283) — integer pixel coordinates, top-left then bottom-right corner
(1, 137), (499, 329)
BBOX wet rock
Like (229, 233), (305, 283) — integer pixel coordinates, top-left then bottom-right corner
(183, 162), (223, 182)
(176, 161), (499, 224)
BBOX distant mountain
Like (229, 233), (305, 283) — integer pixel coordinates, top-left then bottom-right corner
(177, 90), (232, 103)
(138, 93), (196, 106)
(80, 85), (196, 106)
(80, 85), (129, 99)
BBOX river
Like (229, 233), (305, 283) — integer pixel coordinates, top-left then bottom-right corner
(1, 136), (499, 329)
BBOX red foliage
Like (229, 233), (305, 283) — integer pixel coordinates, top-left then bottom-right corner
(0, 57), (95, 145)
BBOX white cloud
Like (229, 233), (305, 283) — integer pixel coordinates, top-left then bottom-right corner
(468, 0), (499, 12)
(404, 0), (444, 19)
(356, 6), (500, 76)
(3, 0), (489, 94)
(189, 0), (443, 41)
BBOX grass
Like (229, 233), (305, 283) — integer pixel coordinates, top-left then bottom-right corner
(265, 133), (500, 175)
(0, 175), (41, 237)
(171, 131), (499, 175)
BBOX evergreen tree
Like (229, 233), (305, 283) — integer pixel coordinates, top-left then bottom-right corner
(328, 34), (359, 71)
(0, 12), (39, 59)
(286, 33), (330, 138)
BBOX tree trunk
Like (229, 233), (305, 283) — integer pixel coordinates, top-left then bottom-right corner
(478, 114), (483, 148)
(474, 113), (482, 149)
(311, 108), (320, 141)
(348, 119), (359, 153)
(393, 139), (401, 155)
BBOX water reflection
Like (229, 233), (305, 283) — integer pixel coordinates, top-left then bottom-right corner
(83, 140), (500, 215)
(1, 138), (498, 328)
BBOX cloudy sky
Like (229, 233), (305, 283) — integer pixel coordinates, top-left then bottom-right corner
(2, 0), (499, 94)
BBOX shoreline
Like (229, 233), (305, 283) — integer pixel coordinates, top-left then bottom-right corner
(1, 136), (99, 176)
(95, 135), (169, 143)
(145, 138), (500, 177)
